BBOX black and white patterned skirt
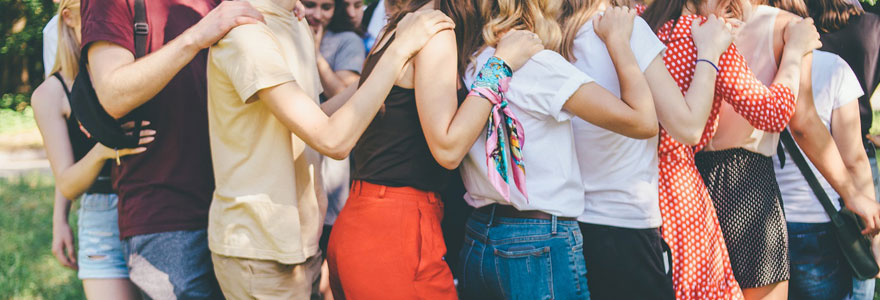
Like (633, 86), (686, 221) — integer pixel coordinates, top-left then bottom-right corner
(695, 147), (790, 288)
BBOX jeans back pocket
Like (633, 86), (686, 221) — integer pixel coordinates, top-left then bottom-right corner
(494, 246), (553, 300)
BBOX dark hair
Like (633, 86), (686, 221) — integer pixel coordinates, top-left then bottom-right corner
(765, 0), (810, 17)
(643, 0), (744, 31)
(805, 0), (863, 32)
(327, 0), (365, 36)
(381, 0), (482, 76)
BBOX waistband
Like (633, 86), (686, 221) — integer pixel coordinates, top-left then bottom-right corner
(86, 176), (113, 194)
(350, 180), (441, 205)
(475, 204), (577, 222)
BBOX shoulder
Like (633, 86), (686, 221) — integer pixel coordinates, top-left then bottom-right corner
(30, 77), (66, 115)
(216, 24), (276, 52)
(332, 31), (364, 43)
(416, 28), (456, 59)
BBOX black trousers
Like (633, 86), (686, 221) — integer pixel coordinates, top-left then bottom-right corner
(579, 223), (675, 300)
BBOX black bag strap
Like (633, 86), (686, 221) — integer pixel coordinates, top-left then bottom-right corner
(133, 0), (148, 58)
(779, 128), (844, 225)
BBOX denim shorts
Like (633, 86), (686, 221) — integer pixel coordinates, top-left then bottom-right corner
(77, 193), (129, 279)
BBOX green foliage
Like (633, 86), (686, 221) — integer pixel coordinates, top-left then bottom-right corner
(0, 0), (56, 106)
(0, 173), (84, 299)
(0, 107), (36, 135)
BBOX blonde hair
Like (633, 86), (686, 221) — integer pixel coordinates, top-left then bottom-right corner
(559, 0), (638, 60)
(50, 0), (81, 81)
(479, 0), (563, 52)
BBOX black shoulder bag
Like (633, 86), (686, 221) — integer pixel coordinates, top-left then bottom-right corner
(779, 128), (879, 279)
(70, 0), (148, 150)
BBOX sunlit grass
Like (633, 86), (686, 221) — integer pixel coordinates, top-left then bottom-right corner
(0, 172), (83, 299)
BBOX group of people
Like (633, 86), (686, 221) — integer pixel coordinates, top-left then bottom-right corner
(31, 0), (880, 299)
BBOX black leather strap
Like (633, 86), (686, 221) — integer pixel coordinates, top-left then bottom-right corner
(133, 0), (148, 58)
(779, 128), (844, 226)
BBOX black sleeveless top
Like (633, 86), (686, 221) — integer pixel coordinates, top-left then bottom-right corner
(54, 73), (113, 193)
(351, 35), (455, 192)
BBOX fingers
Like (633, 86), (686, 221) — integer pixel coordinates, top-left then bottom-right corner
(65, 239), (77, 269)
(120, 120), (150, 130)
(118, 147), (148, 157)
(52, 243), (75, 269)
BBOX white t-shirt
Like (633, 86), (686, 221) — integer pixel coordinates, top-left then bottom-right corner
(460, 49), (593, 217)
(570, 16), (667, 229)
(773, 50), (863, 223)
(43, 15), (59, 78)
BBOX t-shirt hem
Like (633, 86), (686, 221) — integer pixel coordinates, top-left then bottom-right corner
(208, 244), (320, 265)
(120, 221), (208, 240)
(576, 215), (662, 229)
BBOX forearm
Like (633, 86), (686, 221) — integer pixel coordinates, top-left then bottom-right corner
(57, 146), (109, 200)
(318, 47), (408, 158)
(429, 96), (493, 168)
(90, 36), (201, 119)
(677, 63), (717, 135)
(317, 55), (349, 98)
(52, 188), (73, 224)
(845, 153), (875, 200)
(770, 50), (804, 98)
(607, 40), (658, 135)
(793, 117), (860, 202)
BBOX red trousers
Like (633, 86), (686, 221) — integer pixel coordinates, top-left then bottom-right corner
(327, 180), (457, 300)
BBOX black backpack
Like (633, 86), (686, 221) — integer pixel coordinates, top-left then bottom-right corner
(70, 0), (148, 149)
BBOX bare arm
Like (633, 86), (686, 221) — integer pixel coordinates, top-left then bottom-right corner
(88, 2), (263, 119)
(316, 54), (361, 98)
(652, 15), (731, 145)
(648, 55), (717, 145)
(832, 100), (875, 202)
(792, 55), (880, 233)
(260, 10), (455, 159)
(575, 7), (657, 139)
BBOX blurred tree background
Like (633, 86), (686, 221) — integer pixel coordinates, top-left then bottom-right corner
(1, 0), (55, 112)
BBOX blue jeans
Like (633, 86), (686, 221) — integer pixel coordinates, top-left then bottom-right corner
(77, 193), (129, 279)
(457, 208), (589, 300)
(851, 156), (880, 300)
(788, 222), (852, 300)
(122, 229), (223, 299)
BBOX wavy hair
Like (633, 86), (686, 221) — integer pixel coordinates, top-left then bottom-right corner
(478, 0), (564, 53)
(50, 0), (80, 80)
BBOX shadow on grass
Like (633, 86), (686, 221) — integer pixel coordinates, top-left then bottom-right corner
(0, 172), (84, 299)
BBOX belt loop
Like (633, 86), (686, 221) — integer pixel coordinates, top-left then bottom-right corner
(487, 204), (496, 227)
(379, 185), (386, 198)
(551, 215), (558, 235)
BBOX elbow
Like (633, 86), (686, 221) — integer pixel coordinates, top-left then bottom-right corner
(629, 121), (659, 140)
(96, 90), (127, 120)
(314, 138), (352, 160)
(58, 184), (80, 201)
(433, 148), (465, 170)
(677, 130), (702, 146)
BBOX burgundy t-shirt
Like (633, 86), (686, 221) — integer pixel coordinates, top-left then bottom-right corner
(81, 0), (219, 238)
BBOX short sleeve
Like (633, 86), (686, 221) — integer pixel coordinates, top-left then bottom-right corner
(632, 17), (666, 72)
(506, 50), (594, 122)
(81, 0), (135, 55)
(832, 55), (864, 109)
(327, 32), (366, 73)
(211, 24), (296, 102)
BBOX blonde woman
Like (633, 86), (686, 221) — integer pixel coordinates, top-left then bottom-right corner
(31, 1), (151, 299)
(456, 0), (661, 299)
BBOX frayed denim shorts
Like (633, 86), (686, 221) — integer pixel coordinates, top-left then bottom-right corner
(77, 193), (129, 279)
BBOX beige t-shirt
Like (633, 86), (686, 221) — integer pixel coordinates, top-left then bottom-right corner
(206, 0), (325, 264)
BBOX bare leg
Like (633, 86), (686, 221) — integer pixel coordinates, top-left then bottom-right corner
(742, 281), (789, 300)
(320, 260), (335, 300)
(83, 278), (142, 300)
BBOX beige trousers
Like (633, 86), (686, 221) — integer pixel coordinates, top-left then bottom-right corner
(212, 253), (322, 300)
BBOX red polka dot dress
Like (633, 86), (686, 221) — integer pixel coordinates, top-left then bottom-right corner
(655, 15), (796, 300)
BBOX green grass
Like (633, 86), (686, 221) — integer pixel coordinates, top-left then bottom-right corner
(0, 108), (37, 136)
(0, 172), (84, 300)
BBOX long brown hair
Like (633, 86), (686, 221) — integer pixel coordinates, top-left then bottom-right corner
(50, 0), (81, 80)
(760, 0), (809, 17)
(806, 0), (863, 32)
(380, 0), (481, 76)
(559, 0), (638, 60)
(643, 0), (744, 31)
